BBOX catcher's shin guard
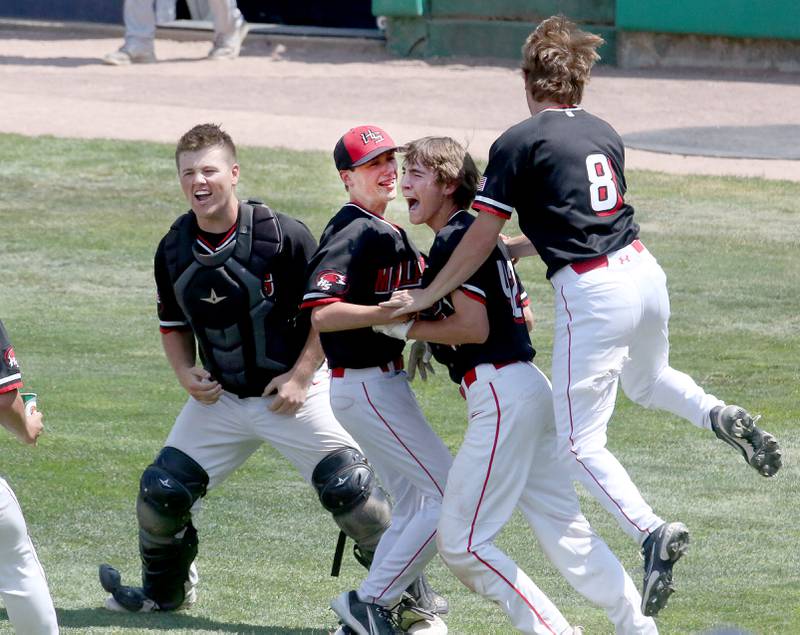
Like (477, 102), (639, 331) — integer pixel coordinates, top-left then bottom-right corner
(136, 446), (208, 609)
(312, 447), (392, 573)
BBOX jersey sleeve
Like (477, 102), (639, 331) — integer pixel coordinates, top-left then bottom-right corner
(0, 320), (23, 394)
(154, 238), (190, 333)
(301, 221), (360, 309)
(472, 129), (528, 220)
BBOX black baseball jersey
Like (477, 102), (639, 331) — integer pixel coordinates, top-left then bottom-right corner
(155, 203), (318, 397)
(472, 106), (639, 279)
(421, 211), (535, 384)
(0, 319), (23, 394)
(301, 203), (424, 369)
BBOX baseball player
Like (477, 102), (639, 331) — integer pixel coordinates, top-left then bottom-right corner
(97, 123), (406, 616)
(0, 319), (59, 634)
(375, 135), (654, 634)
(103, 0), (249, 64)
(301, 125), (452, 635)
(382, 16), (782, 619)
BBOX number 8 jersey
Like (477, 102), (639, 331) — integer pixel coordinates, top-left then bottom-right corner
(472, 106), (639, 279)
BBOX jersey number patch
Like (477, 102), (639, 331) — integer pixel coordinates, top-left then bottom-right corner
(585, 153), (623, 216)
(497, 260), (525, 324)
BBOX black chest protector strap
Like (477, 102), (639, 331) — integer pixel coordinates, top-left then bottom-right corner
(166, 202), (286, 388)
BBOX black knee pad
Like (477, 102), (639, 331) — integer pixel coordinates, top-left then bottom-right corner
(312, 447), (391, 559)
(137, 446), (209, 537)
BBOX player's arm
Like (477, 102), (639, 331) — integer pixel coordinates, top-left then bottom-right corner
(504, 234), (537, 259)
(262, 324), (324, 415)
(263, 217), (327, 414)
(154, 239), (221, 404)
(407, 290), (489, 346)
(161, 330), (222, 404)
(522, 305), (535, 332)
(381, 212), (506, 317)
(311, 302), (402, 333)
(0, 389), (43, 446)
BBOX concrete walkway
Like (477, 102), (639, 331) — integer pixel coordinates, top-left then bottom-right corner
(1, 19), (799, 181)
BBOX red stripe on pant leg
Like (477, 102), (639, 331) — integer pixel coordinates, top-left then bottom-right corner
(558, 286), (649, 534)
(465, 383), (558, 635)
(361, 383), (444, 496)
(373, 531), (436, 604)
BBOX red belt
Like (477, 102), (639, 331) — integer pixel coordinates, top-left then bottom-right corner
(331, 356), (404, 378)
(459, 361), (516, 398)
(570, 239), (645, 275)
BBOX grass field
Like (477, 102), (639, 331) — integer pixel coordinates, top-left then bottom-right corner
(0, 133), (797, 635)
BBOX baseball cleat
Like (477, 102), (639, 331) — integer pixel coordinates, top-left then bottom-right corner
(404, 573), (449, 615)
(395, 597), (437, 631)
(711, 405), (782, 477)
(208, 19), (250, 60)
(641, 521), (689, 617)
(102, 47), (156, 65)
(331, 590), (399, 635)
(99, 563), (196, 613)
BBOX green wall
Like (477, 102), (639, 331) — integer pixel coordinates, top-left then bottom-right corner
(616, 0), (800, 40)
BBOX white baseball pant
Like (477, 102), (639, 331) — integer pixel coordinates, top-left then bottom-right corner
(329, 362), (453, 607)
(551, 240), (723, 544)
(437, 361), (656, 635)
(0, 476), (59, 634)
(165, 368), (358, 489)
(123, 0), (243, 53)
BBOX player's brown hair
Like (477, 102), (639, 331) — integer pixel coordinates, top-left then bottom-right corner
(402, 137), (480, 210)
(175, 123), (237, 167)
(521, 15), (604, 105)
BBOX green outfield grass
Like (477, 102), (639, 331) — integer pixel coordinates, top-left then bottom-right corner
(0, 133), (797, 634)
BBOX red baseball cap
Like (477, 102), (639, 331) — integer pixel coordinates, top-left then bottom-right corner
(334, 125), (397, 170)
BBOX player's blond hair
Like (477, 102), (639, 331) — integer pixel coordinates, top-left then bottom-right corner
(521, 15), (604, 105)
(175, 123), (237, 167)
(402, 137), (479, 210)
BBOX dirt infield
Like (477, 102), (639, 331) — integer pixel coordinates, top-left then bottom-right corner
(2, 19), (799, 181)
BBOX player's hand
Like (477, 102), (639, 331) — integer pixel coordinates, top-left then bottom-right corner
(379, 288), (433, 318)
(181, 367), (223, 404)
(20, 408), (44, 446)
(499, 233), (519, 265)
(407, 340), (435, 382)
(263, 372), (309, 415)
(372, 320), (414, 341)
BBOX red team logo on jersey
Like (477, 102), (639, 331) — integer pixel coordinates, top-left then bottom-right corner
(317, 270), (348, 293)
(263, 273), (275, 297)
(3, 346), (18, 370)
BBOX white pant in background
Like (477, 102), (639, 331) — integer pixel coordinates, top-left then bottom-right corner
(123, 0), (243, 53)
(330, 365), (453, 607)
(438, 361), (656, 634)
(551, 241), (722, 545)
(0, 477), (59, 634)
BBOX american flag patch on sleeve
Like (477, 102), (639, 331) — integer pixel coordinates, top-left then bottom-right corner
(477, 176), (487, 192)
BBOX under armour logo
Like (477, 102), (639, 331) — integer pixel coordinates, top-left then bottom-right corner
(360, 129), (384, 144)
(201, 288), (227, 304)
(159, 478), (172, 488)
(619, 255), (631, 265)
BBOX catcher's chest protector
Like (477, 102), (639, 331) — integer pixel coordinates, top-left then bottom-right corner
(164, 202), (287, 390)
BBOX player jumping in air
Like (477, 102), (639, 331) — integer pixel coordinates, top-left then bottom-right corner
(378, 135), (653, 634)
(382, 16), (782, 619)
